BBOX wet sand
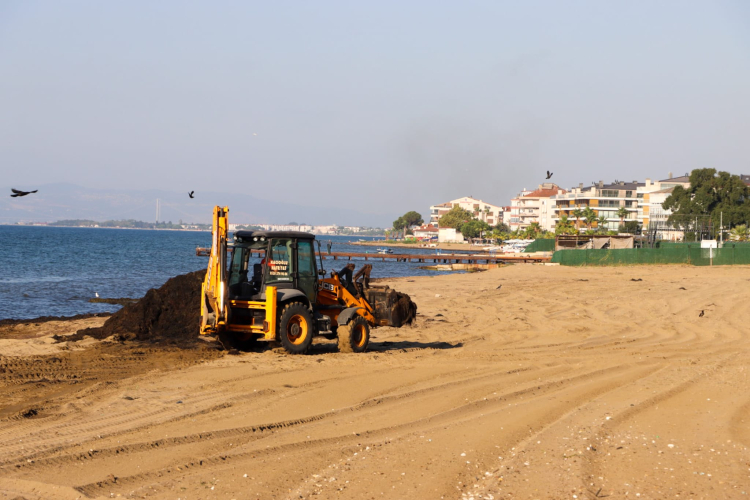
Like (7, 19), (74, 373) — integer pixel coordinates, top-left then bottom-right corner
(1, 264), (749, 499)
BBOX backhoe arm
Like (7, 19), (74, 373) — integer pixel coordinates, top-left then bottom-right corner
(200, 206), (229, 334)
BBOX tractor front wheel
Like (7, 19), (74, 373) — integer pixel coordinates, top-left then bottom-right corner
(338, 315), (370, 353)
(278, 302), (314, 354)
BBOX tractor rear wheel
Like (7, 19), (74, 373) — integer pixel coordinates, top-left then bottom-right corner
(279, 302), (314, 354)
(337, 316), (370, 353)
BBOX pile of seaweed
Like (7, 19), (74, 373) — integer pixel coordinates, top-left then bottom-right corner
(393, 291), (418, 327)
(71, 270), (206, 345)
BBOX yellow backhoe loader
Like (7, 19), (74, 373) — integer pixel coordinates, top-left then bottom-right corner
(200, 206), (416, 354)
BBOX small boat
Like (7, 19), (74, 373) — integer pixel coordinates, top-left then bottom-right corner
(376, 248), (393, 254)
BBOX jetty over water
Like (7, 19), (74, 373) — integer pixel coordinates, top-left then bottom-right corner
(196, 247), (550, 264)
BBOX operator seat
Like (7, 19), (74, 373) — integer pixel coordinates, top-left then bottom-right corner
(250, 263), (263, 289)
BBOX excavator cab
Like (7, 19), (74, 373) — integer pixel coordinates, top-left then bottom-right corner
(227, 237), (268, 300)
(228, 233), (319, 303)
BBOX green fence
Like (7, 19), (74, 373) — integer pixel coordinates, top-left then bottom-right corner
(523, 238), (555, 253)
(551, 245), (750, 266)
(689, 245), (750, 266)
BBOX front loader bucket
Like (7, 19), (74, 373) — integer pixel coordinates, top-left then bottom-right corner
(364, 287), (417, 327)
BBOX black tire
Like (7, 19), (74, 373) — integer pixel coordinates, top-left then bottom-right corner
(278, 302), (314, 354)
(337, 315), (369, 353)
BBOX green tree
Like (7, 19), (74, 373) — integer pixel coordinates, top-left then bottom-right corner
(400, 211), (424, 227)
(663, 169), (750, 234)
(392, 217), (407, 239)
(596, 215), (608, 233)
(616, 207), (629, 228)
(522, 222), (543, 239)
(571, 208), (584, 231)
(555, 215), (577, 235)
(582, 207), (597, 231)
(619, 220), (641, 234)
(460, 220), (491, 239)
(730, 224), (749, 241)
(438, 205), (474, 230)
(494, 222), (510, 233)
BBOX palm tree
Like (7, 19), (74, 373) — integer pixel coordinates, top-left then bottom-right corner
(572, 208), (584, 232)
(555, 215), (576, 235)
(730, 224), (749, 241)
(582, 207), (597, 231)
(597, 215), (608, 233)
(523, 222), (542, 239)
(616, 207), (629, 231)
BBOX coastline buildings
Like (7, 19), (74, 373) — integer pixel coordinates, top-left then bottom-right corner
(429, 197), (504, 226)
(509, 183), (565, 232)
(549, 174), (691, 234)
(551, 181), (641, 231)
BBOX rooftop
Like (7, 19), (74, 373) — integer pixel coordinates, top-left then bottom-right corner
(659, 175), (690, 183)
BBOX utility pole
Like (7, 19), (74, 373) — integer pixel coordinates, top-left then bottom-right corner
(720, 212), (723, 246)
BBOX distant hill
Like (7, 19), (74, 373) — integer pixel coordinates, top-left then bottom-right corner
(0, 183), (391, 226)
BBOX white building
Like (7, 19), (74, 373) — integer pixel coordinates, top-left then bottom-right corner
(438, 227), (465, 243)
(255, 223), (315, 232)
(413, 224), (439, 240)
(637, 174), (691, 228)
(509, 184), (565, 232)
(429, 197), (504, 226)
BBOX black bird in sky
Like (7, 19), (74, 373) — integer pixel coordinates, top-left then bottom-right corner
(10, 188), (38, 197)
(545, 171), (553, 180)
(188, 191), (195, 199)
(699, 310), (704, 317)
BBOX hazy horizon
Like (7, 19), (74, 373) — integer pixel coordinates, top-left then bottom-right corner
(2, 1), (749, 224)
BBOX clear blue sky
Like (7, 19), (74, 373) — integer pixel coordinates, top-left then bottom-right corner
(1, 1), (749, 221)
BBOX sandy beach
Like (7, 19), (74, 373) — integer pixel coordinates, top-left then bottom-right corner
(1, 264), (749, 499)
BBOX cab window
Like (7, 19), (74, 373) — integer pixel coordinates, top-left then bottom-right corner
(266, 239), (294, 283)
(297, 240), (316, 277)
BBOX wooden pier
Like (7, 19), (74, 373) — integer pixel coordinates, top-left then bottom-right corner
(195, 247), (550, 264)
(318, 251), (550, 264)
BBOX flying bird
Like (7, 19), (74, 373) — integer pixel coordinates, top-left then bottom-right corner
(188, 191), (194, 199)
(545, 171), (553, 180)
(699, 310), (704, 317)
(10, 188), (38, 197)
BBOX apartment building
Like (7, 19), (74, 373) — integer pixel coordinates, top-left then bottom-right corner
(637, 174), (691, 228)
(551, 181), (642, 231)
(509, 184), (565, 232)
(429, 197), (504, 226)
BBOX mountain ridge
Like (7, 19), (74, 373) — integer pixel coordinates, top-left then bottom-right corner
(0, 183), (391, 227)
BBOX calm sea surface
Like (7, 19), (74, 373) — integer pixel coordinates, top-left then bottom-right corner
(0, 226), (462, 320)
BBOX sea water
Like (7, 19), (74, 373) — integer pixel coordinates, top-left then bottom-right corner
(0, 226), (460, 320)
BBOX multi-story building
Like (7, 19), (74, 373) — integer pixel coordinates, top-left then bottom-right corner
(551, 181), (641, 232)
(509, 183), (565, 232)
(429, 197), (504, 226)
(637, 174), (691, 228)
